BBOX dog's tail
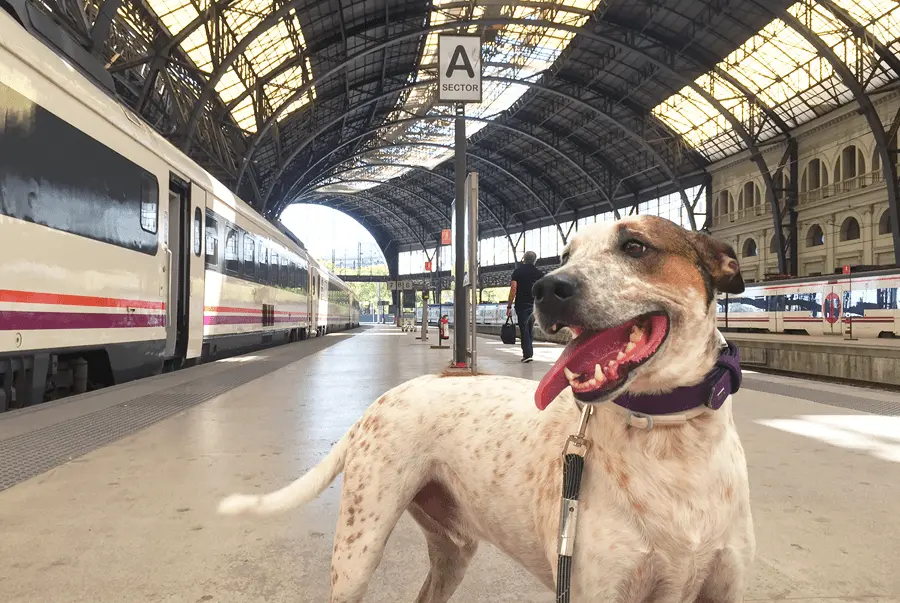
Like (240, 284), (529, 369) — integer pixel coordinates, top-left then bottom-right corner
(216, 426), (353, 516)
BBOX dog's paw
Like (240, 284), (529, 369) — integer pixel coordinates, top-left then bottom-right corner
(217, 493), (261, 515)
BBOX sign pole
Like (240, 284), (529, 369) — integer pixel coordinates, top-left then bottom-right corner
(437, 32), (481, 368)
(454, 101), (467, 366)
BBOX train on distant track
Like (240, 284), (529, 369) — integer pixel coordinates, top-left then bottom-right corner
(418, 268), (900, 339)
(0, 9), (359, 409)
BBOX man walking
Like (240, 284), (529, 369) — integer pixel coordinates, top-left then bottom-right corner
(506, 251), (542, 363)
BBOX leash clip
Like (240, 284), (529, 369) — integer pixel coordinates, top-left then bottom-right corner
(561, 405), (593, 459)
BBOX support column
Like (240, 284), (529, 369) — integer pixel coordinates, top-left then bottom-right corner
(454, 103), (467, 366)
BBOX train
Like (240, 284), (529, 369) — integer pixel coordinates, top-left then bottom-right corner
(416, 268), (900, 339)
(0, 8), (359, 409)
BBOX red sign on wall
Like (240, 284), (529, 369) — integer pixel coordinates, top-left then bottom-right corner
(842, 264), (851, 275)
(441, 229), (452, 245)
(425, 261), (433, 272)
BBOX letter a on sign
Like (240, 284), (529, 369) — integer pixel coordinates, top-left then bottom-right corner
(438, 34), (482, 103)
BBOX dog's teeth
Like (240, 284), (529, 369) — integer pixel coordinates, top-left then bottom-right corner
(625, 342), (636, 353)
(564, 367), (578, 381)
(608, 360), (616, 368)
(630, 327), (644, 343)
(594, 364), (604, 381)
(616, 351), (626, 361)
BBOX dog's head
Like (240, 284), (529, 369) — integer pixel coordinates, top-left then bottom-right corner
(533, 215), (743, 410)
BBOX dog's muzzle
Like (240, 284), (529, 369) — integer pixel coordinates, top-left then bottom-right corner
(533, 274), (579, 326)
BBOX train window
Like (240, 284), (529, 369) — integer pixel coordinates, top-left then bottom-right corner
(878, 288), (899, 310)
(224, 228), (239, 273)
(728, 295), (767, 313)
(140, 174), (159, 234)
(242, 233), (255, 278)
(205, 214), (219, 267)
(843, 289), (878, 317)
(766, 295), (785, 312)
(259, 246), (269, 283)
(193, 207), (202, 256)
(271, 252), (280, 285)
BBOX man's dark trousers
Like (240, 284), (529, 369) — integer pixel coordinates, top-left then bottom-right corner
(516, 303), (535, 360)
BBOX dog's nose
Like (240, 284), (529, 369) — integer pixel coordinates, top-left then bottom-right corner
(533, 274), (578, 321)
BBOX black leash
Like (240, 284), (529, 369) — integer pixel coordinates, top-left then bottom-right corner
(556, 405), (592, 603)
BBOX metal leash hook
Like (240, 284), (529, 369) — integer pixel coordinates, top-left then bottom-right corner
(556, 404), (592, 603)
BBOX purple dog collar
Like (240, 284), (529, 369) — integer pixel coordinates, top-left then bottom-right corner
(613, 342), (742, 416)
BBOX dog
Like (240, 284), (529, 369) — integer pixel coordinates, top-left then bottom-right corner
(218, 215), (755, 603)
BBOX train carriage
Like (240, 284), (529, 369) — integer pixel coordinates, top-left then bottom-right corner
(0, 9), (358, 408)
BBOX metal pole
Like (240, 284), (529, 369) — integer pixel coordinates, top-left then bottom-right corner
(454, 102), (467, 367)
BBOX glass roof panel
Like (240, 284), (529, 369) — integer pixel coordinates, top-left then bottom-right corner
(315, 0), (604, 195)
(652, 0), (898, 162)
(137, 0), (315, 133)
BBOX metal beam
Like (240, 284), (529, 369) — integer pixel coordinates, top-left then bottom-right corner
(775, 2), (900, 263)
(271, 114), (622, 218)
(315, 193), (430, 251)
(292, 142), (565, 238)
(228, 18), (772, 192)
(815, 0), (900, 78)
(255, 76), (681, 213)
(178, 5), (427, 151)
(88, 0), (122, 51)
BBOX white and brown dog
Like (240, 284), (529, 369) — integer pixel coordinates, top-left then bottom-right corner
(218, 215), (755, 603)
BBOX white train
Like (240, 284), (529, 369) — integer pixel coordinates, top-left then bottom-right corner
(0, 9), (359, 409)
(419, 268), (900, 339)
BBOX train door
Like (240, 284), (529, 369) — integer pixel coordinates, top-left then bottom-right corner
(185, 183), (207, 360)
(164, 176), (192, 365)
(822, 283), (842, 335)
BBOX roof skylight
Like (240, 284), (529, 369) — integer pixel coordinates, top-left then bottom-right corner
(136, 0), (316, 132)
(651, 0), (900, 161)
(314, 0), (603, 195)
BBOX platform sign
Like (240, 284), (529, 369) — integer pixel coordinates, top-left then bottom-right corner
(842, 264), (851, 275)
(425, 260), (433, 272)
(441, 229), (452, 245)
(437, 34), (483, 104)
(385, 281), (397, 291)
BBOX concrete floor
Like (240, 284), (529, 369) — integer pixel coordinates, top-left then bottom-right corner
(1, 325), (899, 602)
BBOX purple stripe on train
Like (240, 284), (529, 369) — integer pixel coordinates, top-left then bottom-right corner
(0, 311), (166, 330)
(203, 315), (306, 326)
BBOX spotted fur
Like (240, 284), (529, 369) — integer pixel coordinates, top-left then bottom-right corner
(218, 216), (755, 603)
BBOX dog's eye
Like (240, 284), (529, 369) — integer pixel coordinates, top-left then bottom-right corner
(560, 251), (570, 265)
(622, 240), (647, 258)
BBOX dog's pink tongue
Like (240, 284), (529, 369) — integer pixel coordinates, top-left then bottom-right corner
(535, 332), (585, 410)
(535, 359), (569, 410)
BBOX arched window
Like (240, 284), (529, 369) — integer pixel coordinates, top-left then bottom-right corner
(742, 238), (758, 258)
(807, 224), (825, 247)
(738, 182), (760, 210)
(716, 191), (731, 217)
(770, 235), (778, 253)
(802, 158), (827, 191)
(834, 145), (865, 182)
(879, 210), (892, 236)
(839, 216), (860, 241)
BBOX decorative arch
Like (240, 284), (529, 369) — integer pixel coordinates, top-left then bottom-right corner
(742, 238), (758, 258)
(715, 190), (733, 217)
(879, 209), (893, 236)
(839, 216), (861, 242)
(737, 181), (761, 211)
(806, 224), (825, 247)
(801, 158), (828, 192)
(834, 144), (866, 183)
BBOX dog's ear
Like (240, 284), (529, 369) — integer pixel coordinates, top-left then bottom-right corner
(687, 231), (745, 295)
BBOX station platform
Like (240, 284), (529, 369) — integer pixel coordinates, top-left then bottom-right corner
(1, 325), (899, 603)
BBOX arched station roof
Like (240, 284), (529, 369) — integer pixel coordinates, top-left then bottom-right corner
(24, 0), (900, 253)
